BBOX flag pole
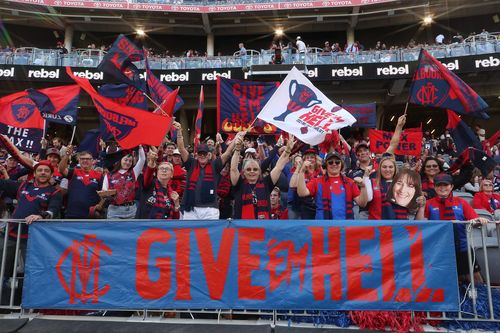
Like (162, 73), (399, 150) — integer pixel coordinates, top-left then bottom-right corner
(69, 126), (77, 145)
(403, 101), (409, 116)
(42, 119), (47, 138)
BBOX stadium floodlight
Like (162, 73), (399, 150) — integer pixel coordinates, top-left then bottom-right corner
(423, 16), (432, 25)
(275, 28), (284, 36)
(136, 29), (146, 37)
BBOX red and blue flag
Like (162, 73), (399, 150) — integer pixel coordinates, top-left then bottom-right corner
(98, 83), (148, 141)
(446, 109), (483, 153)
(97, 35), (146, 92)
(194, 86), (204, 148)
(0, 91), (45, 152)
(26, 85), (81, 126)
(449, 147), (497, 177)
(409, 49), (489, 119)
(144, 55), (184, 113)
(67, 67), (171, 149)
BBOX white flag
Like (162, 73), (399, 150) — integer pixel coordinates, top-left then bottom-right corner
(257, 67), (356, 145)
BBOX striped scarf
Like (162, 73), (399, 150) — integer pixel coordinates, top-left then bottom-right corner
(241, 179), (270, 219)
(184, 161), (214, 211)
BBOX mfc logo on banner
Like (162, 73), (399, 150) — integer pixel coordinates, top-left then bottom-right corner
(56, 234), (112, 304)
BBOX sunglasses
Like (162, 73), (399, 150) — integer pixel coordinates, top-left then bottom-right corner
(327, 159), (341, 166)
(425, 164), (439, 168)
(245, 167), (259, 172)
(197, 152), (208, 157)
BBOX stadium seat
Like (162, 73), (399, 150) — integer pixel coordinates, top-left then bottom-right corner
(453, 191), (474, 204)
(474, 238), (500, 285)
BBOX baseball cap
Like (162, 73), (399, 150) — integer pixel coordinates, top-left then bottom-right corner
(354, 141), (369, 152)
(172, 149), (181, 155)
(33, 160), (54, 174)
(245, 148), (257, 154)
(303, 147), (318, 155)
(46, 148), (60, 157)
(296, 36), (301, 40)
(434, 173), (453, 185)
(324, 151), (342, 162)
(197, 144), (209, 153)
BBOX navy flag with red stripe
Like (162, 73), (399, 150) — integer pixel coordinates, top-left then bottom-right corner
(194, 86), (204, 148)
(97, 35), (146, 92)
(409, 49), (489, 119)
(26, 85), (81, 126)
(446, 109), (482, 153)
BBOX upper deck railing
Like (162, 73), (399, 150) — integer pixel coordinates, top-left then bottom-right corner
(1, 39), (498, 70)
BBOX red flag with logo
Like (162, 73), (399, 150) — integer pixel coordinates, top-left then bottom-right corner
(0, 91), (45, 129)
(66, 67), (171, 149)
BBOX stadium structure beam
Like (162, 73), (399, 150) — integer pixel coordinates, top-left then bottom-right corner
(201, 13), (211, 34)
(349, 6), (360, 28)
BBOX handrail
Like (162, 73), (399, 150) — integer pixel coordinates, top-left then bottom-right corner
(0, 40), (497, 69)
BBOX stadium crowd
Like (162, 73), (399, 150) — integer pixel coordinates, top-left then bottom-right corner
(0, 112), (498, 285)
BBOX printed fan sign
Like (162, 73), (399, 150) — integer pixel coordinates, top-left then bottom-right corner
(342, 103), (376, 128)
(217, 77), (279, 134)
(368, 129), (423, 156)
(23, 220), (458, 311)
(257, 67), (356, 145)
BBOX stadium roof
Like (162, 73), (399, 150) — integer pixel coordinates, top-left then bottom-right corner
(0, 0), (498, 36)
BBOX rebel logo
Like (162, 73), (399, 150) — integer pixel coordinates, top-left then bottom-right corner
(273, 80), (321, 122)
(11, 97), (36, 123)
(95, 100), (138, 140)
(376, 64), (409, 76)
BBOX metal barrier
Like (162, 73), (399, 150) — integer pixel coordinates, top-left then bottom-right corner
(0, 41), (498, 69)
(1, 219), (500, 329)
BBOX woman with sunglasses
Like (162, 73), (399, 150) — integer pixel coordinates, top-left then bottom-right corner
(230, 133), (294, 220)
(297, 151), (369, 220)
(472, 178), (499, 214)
(420, 157), (444, 199)
(135, 147), (180, 220)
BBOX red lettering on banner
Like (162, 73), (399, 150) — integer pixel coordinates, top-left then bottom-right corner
(136, 228), (171, 299)
(345, 227), (377, 301)
(174, 229), (192, 300)
(195, 228), (235, 300)
(266, 239), (309, 292)
(308, 227), (342, 301)
(298, 105), (345, 131)
(55, 234), (112, 304)
(378, 226), (396, 301)
(238, 228), (266, 300)
(406, 226), (444, 302)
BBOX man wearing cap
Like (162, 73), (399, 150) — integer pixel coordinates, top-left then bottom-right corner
(297, 151), (369, 220)
(173, 121), (239, 219)
(347, 141), (372, 180)
(0, 160), (62, 287)
(425, 173), (488, 282)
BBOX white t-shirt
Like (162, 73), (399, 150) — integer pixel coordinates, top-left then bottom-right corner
(296, 40), (307, 53)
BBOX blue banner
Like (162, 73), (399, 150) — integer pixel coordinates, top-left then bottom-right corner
(342, 103), (376, 128)
(23, 220), (459, 311)
(217, 77), (279, 135)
